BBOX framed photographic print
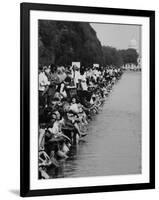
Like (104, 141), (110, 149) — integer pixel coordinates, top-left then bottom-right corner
(20, 2), (155, 197)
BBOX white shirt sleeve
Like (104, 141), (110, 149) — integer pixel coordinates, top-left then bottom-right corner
(39, 73), (45, 86)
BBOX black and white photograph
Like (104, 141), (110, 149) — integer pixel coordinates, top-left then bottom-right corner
(20, 3), (155, 196)
(38, 20), (142, 179)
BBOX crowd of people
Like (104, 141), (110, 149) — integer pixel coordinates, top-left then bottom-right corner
(38, 63), (123, 179)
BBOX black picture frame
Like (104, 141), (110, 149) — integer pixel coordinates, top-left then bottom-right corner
(20, 2), (155, 197)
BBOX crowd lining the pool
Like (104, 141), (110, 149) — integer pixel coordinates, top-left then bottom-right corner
(38, 63), (123, 179)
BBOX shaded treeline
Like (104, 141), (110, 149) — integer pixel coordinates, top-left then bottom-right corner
(39, 20), (139, 68)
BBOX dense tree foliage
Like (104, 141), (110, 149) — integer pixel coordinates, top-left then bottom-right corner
(102, 46), (123, 67)
(39, 20), (103, 68)
(39, 20), (139, 69)
(102, 47), (139, 68)
(118, 48), (139, 66)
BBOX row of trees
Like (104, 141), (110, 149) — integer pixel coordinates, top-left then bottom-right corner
(103, 46), (139, 68)
(39, 20), (139, 69)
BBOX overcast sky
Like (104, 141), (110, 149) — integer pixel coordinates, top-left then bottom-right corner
(90, 23), (141, 52)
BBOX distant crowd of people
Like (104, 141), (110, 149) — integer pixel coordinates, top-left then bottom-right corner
(38, 63), (123, 179)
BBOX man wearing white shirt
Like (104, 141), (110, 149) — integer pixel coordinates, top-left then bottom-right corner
(39, 66), (50, 107)
(72, 65), (81, 88)
(74, 69), (81, 87)
(79, 72), (88, 91)
(39, 66), (50, 92)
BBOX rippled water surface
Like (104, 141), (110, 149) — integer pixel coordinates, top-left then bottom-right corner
(48, 71), (142, 178)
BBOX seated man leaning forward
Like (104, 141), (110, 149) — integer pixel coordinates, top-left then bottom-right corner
(69, 97), (88, 125)
(48, 111), (70, 141)
(48, 111), (70, 159)
(67, 98), (88, 137)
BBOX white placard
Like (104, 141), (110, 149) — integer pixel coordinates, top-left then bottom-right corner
(72, 62), (81, 69)
(93, 64), (99, 68)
